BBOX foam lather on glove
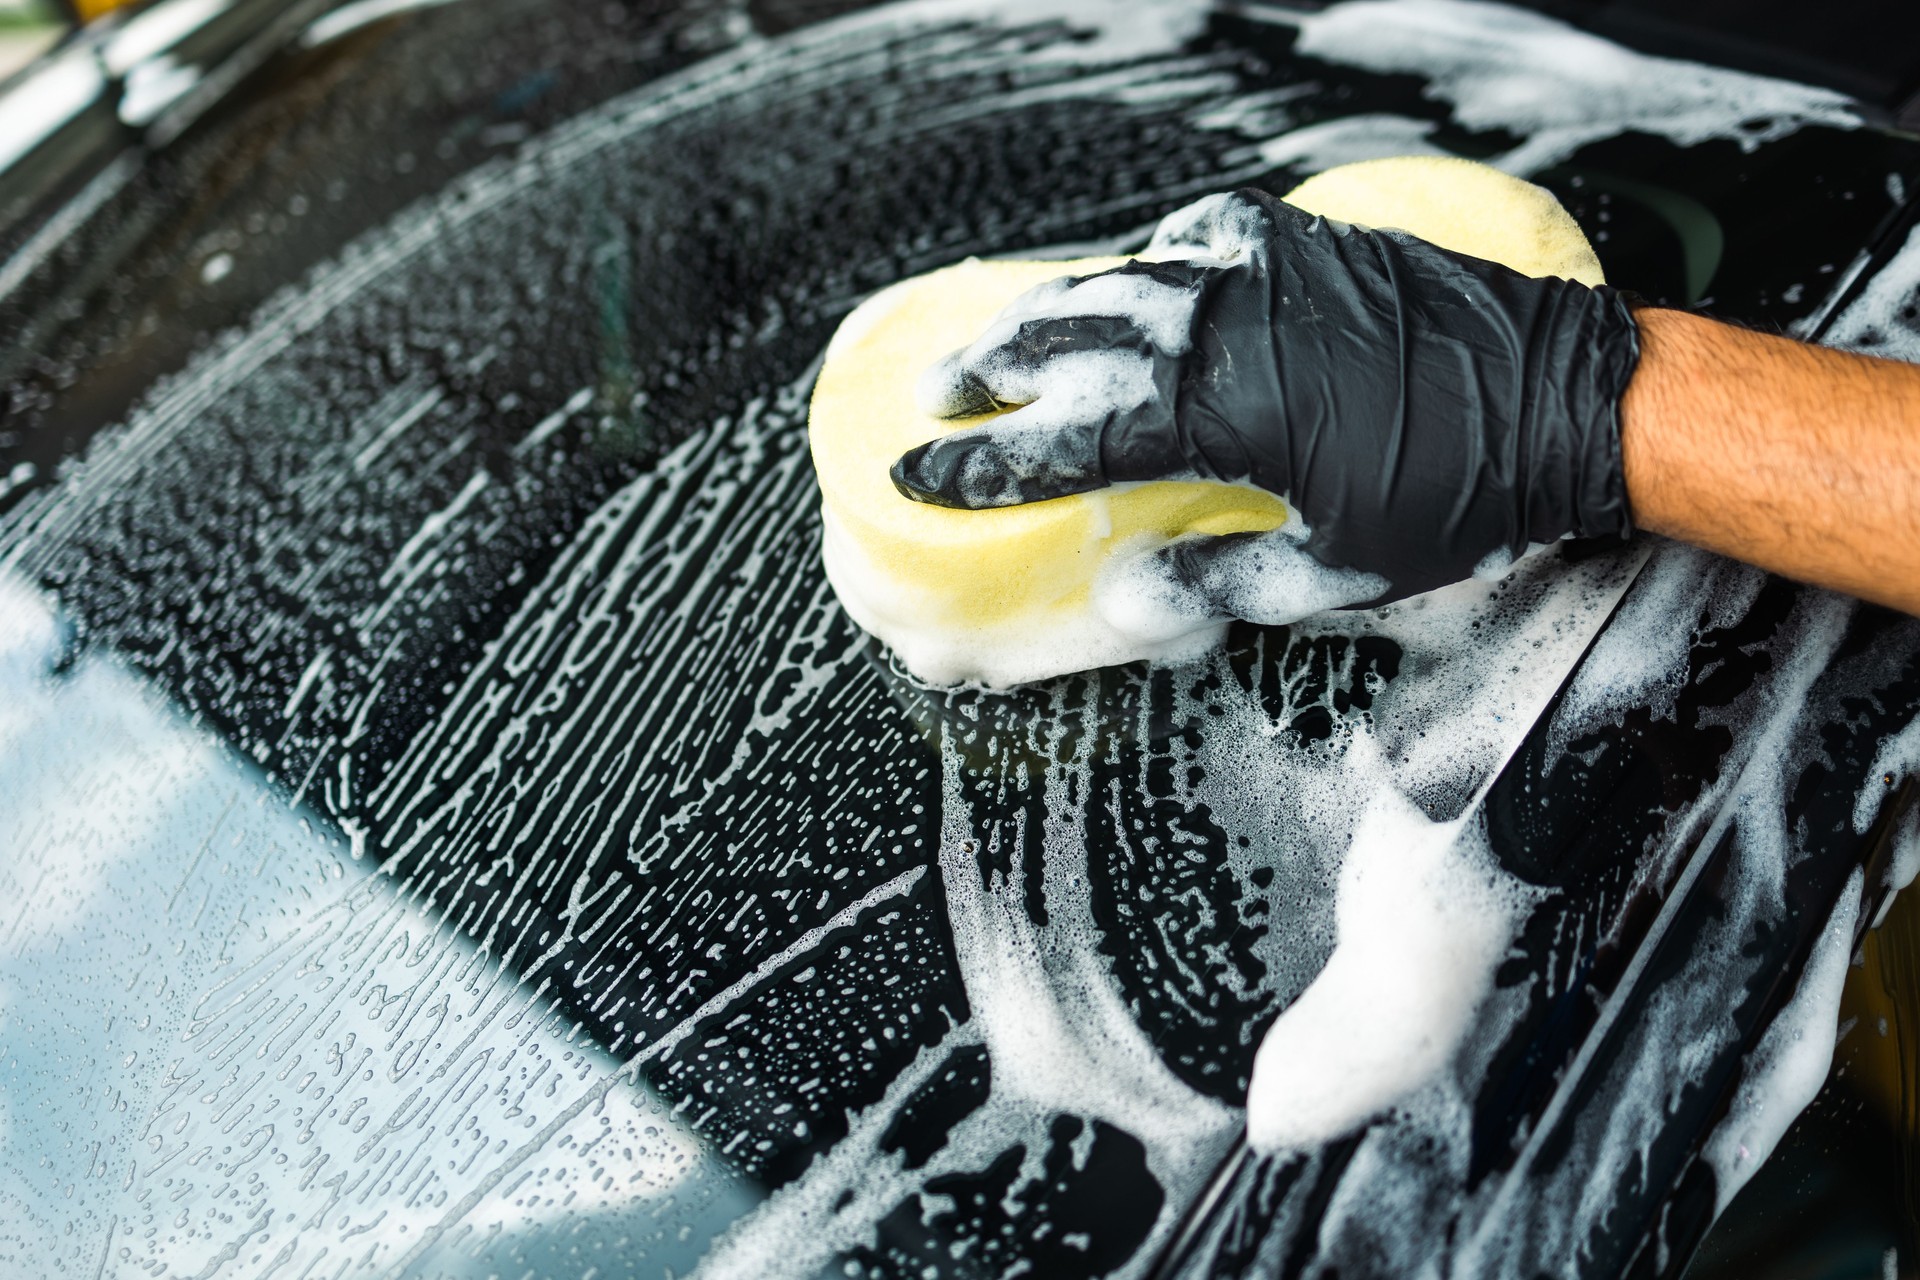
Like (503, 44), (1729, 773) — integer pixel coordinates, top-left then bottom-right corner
(809, 156), (1626, 687)
(894, 171), (1641, 623)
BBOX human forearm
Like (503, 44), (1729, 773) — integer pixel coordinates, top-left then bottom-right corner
(1621, 310), (1920, 614)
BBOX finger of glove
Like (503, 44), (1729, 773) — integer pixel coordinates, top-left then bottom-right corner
(892, 406), (1107, 508)
(911, 276), (1078, 418)
(1099, 529), (1393, 632)
(916, 312), (1155, 418)
(891, 379), (1189, 509)
(994, 260), (1205, 337)
(916, 264), (1205, 418)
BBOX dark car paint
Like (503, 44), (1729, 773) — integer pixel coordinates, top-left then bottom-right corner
(6, 2), (1920, 1277)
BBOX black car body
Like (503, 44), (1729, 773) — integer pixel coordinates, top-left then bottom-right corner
(5, 1), (1920, 1277)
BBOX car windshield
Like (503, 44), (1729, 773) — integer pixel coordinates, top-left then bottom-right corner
(5, 2), (1920, 1277)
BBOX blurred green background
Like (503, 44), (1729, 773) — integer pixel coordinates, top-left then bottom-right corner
(0, 0), (62, 80)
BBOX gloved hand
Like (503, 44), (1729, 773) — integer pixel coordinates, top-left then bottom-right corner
(890, 188), (1642, 624)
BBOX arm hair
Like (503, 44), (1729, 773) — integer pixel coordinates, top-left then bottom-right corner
(1622, 309), (1920, 614)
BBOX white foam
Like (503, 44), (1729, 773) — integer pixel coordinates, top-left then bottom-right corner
(989, 265), (1202, 351)
(1252, 114), (1450, 173)
(1544, 540), (1766, 767)
(1821, 221), (1920, 360)
(119, 56), (207, 128)
(1701, 868), (1861, 1213)
(301, 0), (462, 47)
(1855, 713), (1920, 837)
(1246, 786), (1528, 1150)
(936, 346), (1158, 439)
(0, 568), (60, 679)
(1446, 587), (1856, 1278)
(690, 1030), (986, 1280)
(1471, 542), (1548, 582)
(917, 260), (1202, 420)
(102, 0), (235, 74)
(0, 47), (106, 175)
(1274, 0), (1858, 174)
(936, 711), (1239, 1153)
(1096, 526), (1391, 644)
(819, 505), (1230, 689)
(1888, 812), (1920, 908)
(1145, 190), (1276, 262)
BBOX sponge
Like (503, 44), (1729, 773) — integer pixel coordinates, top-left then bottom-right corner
(1283, 156), (1605, 288)
(809, 157), (1606, 687)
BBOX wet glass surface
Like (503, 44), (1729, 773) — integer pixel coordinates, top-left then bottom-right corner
(5, 2), (1920, 1277)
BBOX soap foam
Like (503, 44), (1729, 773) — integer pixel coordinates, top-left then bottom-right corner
(1279, 0), (1858, 174)
(1700, 868), (1861, 1214)
(1245, 784), (1532, 1149)
(914, 258), (1203, 425)
(821, 504), (1231, 688)
(1252, 115), (1450, 173)
(1820, 220), (1920, 360)
(1543, 540), (1768, 769)
(1440, 585), (1857, 1278)
(1172, 548), (1648, 1142)
(1094, 525), (1391, 644)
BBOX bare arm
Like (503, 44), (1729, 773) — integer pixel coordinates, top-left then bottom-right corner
(1623, 310), (1920, 613)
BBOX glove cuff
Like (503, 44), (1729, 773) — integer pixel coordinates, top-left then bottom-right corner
(1529, 282), (1642, 547)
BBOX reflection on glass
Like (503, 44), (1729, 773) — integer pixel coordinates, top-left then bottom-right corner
(0, 571), (757, 1276)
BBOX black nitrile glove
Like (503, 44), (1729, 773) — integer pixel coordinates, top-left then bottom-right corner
(890, 188), (1641, 622)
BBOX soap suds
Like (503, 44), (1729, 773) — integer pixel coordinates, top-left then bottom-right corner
(1252, 114), (1450, 173)
(921, 347), (1160, 454)
(1443, 587), (1858, 1279)
(1541, 540), (1773, 776)
(1, 0), (1901, 1273)
(1820, 221), (1920, 361)
(1856, 713), (1920, 836)
(936, 696), (1240, 1151)
(1278, 0), (1858, 174)
(1245, 786), (1530, 1149)
(821, 504), (1231, 688)
(890, 545), (1642, 1257)
(1803, 214), (1920, 892)
(913, 261), (1203, 432)
(1094, 528), (1390, 645)
(1702, 867), (1861, 1213)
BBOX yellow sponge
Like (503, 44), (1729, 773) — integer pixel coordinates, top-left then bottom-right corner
(1283, 156), (1605, 288)
(809, 157), (1605, 687)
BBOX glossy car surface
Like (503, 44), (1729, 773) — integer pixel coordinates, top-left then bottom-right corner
(5, 2), (1920, 1277)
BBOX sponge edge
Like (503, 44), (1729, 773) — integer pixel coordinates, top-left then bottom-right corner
(1281, 156), (1606, 287)
(820, 499), (1236, 688)
(808, 158), (1606, 688)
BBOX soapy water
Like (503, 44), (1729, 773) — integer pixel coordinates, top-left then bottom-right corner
(1242, 784), (1534, 1152)
(0, 0), (1916, 1276)
(1281, 0), (1859, 175)
(1701, 867), (1863, 1215)
(1095, 524), (1391, 653)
